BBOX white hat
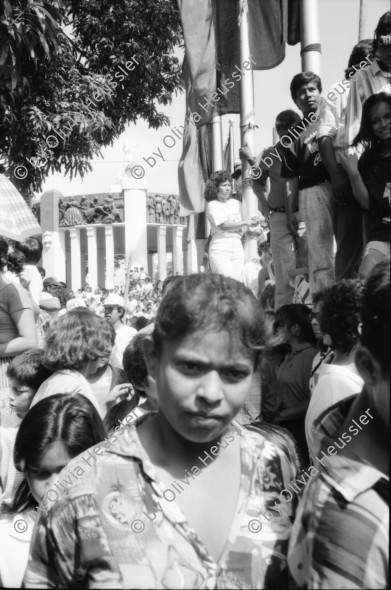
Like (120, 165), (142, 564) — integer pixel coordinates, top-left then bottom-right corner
(66, 298), (87, 312)
(103, 293), (125, 307)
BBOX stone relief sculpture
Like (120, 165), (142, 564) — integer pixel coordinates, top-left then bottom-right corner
(59, 194), (123, 226)
(147, 195), (155, 223)
(56, 192), (185, 227)
(146, 194), (186, 225)
(61, 199), (85, 226)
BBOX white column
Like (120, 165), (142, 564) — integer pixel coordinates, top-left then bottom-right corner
(358, 0), (368, 41)
(57, 231), (66, 283)
(40, 189), (66, 282)
(300, 0), (321, 75)
(186, 239), (198, 274)
(105, 225), (115, 289)
(81, 247), (87, 288)
(122, 171), (148, 273)
(41, 230), (66, 283)
(157, 225), (167, 280)
(172, 226), (184, 275)
(69, 228), (81, 292)
(86, 226), (98, 290)
(239, 1), (258, 262)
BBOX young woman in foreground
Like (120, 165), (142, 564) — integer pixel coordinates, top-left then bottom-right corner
(24, 274), (299, 589)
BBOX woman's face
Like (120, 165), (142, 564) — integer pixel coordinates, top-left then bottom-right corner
(217, 180), (232, 202)
(145, 329), (255, 443)
(26, 442), (72, 503)
(370, 101), (391, 142)
(310, 302), (323, 341)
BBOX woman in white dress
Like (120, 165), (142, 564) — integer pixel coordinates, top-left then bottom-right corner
(205, 171), (260, 282)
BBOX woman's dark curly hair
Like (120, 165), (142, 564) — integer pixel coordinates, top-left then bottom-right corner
(318, 279), (364, 354)
(204, 170), (232, 202)
(0, 236), (25, 274)
(5, 249), (25, 275)
(273, 304), (317, 346)
(43, 308), (113, 371)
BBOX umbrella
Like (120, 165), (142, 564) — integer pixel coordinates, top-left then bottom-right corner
(0, 174), (41, 241)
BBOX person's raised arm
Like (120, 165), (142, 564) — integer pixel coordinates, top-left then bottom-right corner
(241, 145), (272, 220)
(252, 174), (271, 221)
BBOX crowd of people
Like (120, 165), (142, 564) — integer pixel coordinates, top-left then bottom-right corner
(0, 9), (389, 590)
(205, 12), (390, 310)
(0, 228), (389, 588)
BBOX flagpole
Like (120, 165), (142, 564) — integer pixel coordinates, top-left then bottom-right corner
(358, 0), (367, 41)
(300, 0), (321, 75)
(220, 115), (225, 167)
(211, 114), (223, 171)
(207, 113), (223, 244)
(229, 118), (235, 174)
(238, 0), (258, 262)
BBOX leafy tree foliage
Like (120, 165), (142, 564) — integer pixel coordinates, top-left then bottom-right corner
(0, 0), (183, 197)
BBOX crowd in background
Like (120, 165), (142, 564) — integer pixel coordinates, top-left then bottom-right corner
(205, 12), (390, 311)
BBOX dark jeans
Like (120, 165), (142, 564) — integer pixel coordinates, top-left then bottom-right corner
(333, 164), (364, 281)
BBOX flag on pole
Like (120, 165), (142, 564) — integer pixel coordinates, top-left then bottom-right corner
(223, 124), (232, 173)
(178, 0), (301, 213)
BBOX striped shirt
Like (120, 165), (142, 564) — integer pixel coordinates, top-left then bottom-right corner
(288, 396), (389, 589)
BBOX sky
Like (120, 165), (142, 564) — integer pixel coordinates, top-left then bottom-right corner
(38, 0), (390, 199)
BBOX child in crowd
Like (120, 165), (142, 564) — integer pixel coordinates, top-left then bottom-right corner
(104, 330), (158, 432)
(30, 309), (113, 418)
(7, 349), (53, 420)
(0, 350), (53, 511)
(0, 394), (106, 588)
(340, 92), (391, 278)
(24, 274), (299, 589)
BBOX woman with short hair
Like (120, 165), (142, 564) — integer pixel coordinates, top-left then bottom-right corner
(205, 171), (260, 281)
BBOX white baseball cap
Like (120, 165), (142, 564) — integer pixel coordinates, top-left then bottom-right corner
(103, 293), (125, 307)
